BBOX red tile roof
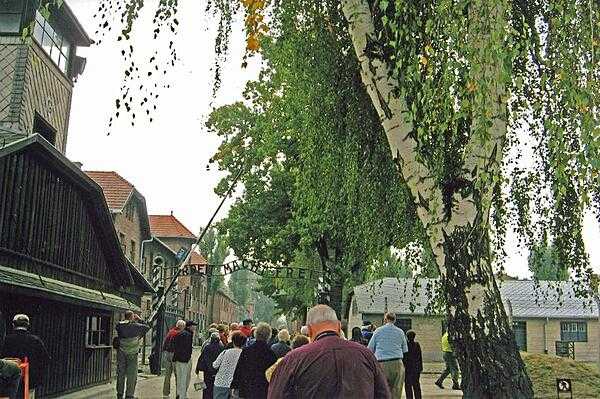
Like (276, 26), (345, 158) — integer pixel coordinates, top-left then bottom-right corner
(189, 251), (207, 265)
(149, 214), (197, 239)
(86, 171), (134, 211)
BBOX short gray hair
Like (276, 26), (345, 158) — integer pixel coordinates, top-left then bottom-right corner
(300, 325), (309, 335)
(306, 305), (338, 326)
(176, 320), (186, 329)
(254, 322), (272, 341)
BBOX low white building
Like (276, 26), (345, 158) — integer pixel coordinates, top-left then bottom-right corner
(346, 278), (599, 362)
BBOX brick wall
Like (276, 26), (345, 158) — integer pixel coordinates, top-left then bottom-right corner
(213, 291), (238, 324)
(0, 37), (73, 153)
(113, 198), (148, 269)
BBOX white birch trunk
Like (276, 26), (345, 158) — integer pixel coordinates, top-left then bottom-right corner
(342, 0), (533, 396)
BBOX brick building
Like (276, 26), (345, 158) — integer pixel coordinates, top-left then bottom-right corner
(85, 171), (154, 319)
(149, 214), (209, 330)
(85, 171), (151, 270)
(0, 0), (90, 152)
(213, 288), (239, 325)
(347, 278), (600, 363)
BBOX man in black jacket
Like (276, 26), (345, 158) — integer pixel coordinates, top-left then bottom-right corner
(172, 321), (197, 399)
(0, 311), (21, 399)
(1, 314), (50, 399)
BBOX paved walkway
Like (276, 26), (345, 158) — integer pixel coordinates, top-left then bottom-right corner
(64, 359), (463, 399)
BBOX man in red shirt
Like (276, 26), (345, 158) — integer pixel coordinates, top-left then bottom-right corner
(268, 305), (390, 399)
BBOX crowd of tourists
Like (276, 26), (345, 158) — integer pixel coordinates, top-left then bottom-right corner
(0, 305), (461, 399)
(157, 305), (461, 399)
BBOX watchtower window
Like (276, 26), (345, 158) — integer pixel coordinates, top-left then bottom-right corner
(32, 10), (71, 74)
(33, 113), (56, 146)
(0, 0), (23, 33)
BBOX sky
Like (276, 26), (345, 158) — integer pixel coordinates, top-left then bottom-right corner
(66, 0), (600, 278)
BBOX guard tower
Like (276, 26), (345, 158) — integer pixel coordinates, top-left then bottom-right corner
(0, 0), (91, 153)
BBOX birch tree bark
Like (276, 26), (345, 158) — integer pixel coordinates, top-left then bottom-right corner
(342, 0), (533, 397)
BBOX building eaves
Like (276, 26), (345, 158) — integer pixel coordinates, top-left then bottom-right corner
(61, 1), (93, 46)
(0, 134), (134, 287)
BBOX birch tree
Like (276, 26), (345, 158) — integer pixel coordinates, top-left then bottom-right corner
(85, 0), (600, 397)
(336, 1), (599, 397)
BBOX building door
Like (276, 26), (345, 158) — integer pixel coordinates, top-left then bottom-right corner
(513, 321), (527, 351)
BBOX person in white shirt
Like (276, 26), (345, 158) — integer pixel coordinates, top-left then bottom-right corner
(212, 331), (246, 399)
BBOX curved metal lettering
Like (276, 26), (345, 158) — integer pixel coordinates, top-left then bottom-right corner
(172, 259), (319, 280)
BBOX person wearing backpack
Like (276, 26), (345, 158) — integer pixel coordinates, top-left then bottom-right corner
(115, 311), (150, 399)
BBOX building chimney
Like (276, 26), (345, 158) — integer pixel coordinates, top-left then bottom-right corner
(170, 210), (173, 216)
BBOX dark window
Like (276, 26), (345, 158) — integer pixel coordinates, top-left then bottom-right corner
(513, 321), (527, 351)
(561, 321), (587, 342)
(130, 240), (136, 263)
(119, 233), (126, 253)
(33, 113), (56, 145)
(394, 318), (412, 332)
(32, 10), (71, 74)
(0, 0), (22, 33)
(85, 315), (110, 347)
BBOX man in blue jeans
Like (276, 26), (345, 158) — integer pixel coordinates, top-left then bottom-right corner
(368, 313), (409, 398)
(115, 311), (150, 399)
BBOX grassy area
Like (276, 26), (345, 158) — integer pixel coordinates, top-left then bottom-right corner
(522, 353), (600, 398)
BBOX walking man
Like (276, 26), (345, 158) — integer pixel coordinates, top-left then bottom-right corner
(435, 331), (460, 390)
(115, 311), (150, 399)
(1, 314), (50, 399)
(268, 305), (390, 399)
(368, 313), (408, 398)
(172, 320), (197, 399)
(162, 320), (185, 398)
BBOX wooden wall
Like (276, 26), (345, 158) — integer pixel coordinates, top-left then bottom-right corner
(0, 149), (115, 291)
(0, 294), (113, 397)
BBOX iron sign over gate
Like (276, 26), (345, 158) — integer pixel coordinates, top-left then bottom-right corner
(177, 258), (321, 280)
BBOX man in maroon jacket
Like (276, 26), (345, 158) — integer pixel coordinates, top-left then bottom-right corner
(268, 305), (390, 399)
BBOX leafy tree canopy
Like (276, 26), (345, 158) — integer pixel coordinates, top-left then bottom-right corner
(209, 2), (425, 316)
(198, 227), (227, 292)
(528, 233), (568, 281)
